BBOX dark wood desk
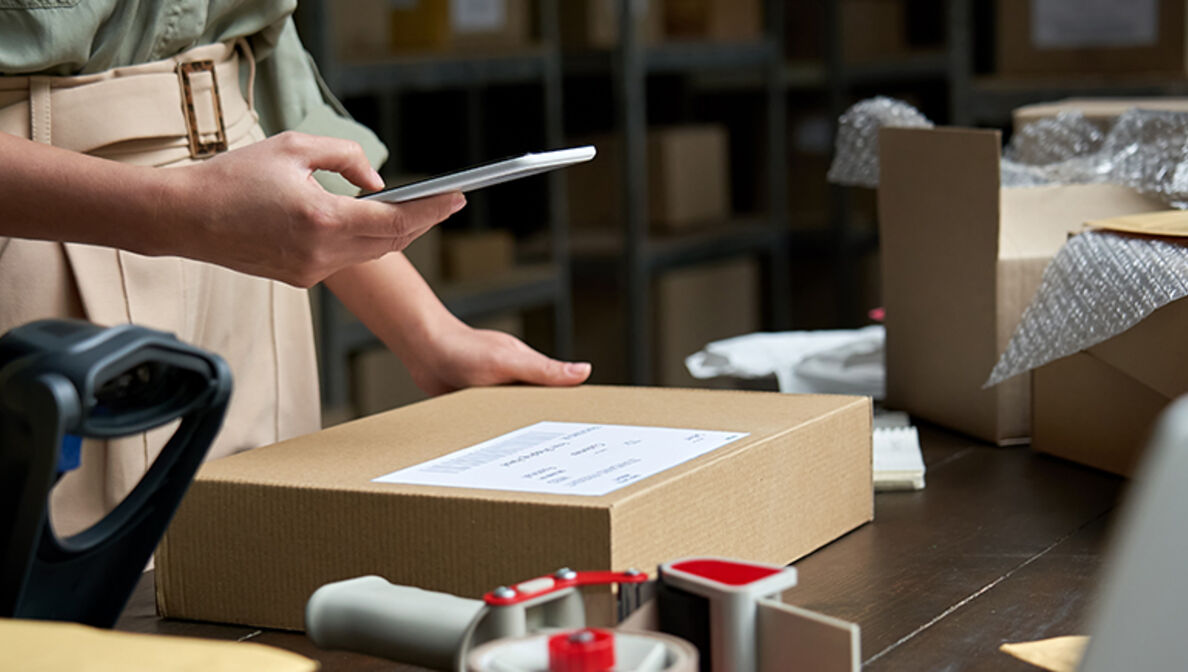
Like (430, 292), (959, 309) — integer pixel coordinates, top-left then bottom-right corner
(115, 423), (1126, 671)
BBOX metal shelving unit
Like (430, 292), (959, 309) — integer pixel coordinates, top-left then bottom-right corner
(295, 0), (573, 410)
(573, 0), (790, 385)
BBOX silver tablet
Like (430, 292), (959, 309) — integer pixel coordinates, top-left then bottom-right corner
(360, 146), (597, 204)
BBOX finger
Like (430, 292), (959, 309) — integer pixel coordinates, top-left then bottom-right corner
(501, 346), (592, 387)
(347, 192), (467, 239)
(288, 133), (384, 192)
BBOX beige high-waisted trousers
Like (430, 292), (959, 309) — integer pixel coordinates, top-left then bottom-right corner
(0, 42), (321, 535)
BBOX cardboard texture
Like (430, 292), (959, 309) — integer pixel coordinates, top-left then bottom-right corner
(997, 0), (1188, 76)
(878, 126), (1166, 444)
(568, 125), (731, 231)
(560, 0), (663, 48)
(442, 229), (516, 282)
(1013, 98), (1188, 132)
(1032, 295), (1188, 476)
(157, 386), (873, 631)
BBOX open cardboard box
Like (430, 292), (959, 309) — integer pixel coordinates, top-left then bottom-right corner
(1013, 97), (1188, 132)
(157, 386), (873, 630)
(1033, 277), (1188, 476)
(877, 127), (1166, 445)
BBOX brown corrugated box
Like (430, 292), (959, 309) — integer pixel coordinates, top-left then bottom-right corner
(385, 0), (533, 53)
(570, 257), (759, 388)
(878, 126), (1166, 444)
(997, 0), (1188, 76)
(560, 0), (664, 48)
(663, 0), (762, 43)
(568, 125), (731, 231)
(351, 313), (525, 415)
(156, 386), (873, 630)
(1013, 97), (1188, 132)
(442, 229), (516, 282)
(1033, 289), (1188, 476)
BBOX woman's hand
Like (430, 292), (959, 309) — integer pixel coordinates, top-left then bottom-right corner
(159, 132), (465, 287)
(402, 321), (592, 396)
(326, 253), (591, 398)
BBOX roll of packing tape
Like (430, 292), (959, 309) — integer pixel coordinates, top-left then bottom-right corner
(466, 628), (697, 672)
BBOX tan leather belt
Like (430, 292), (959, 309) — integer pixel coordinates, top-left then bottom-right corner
(0, 41), (256, 166)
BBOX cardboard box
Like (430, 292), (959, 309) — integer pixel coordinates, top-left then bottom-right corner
(663, 0), (763, 43)
(157, 386), (874, 630)
(878, 126), (1165, 444)
(387, 0), (533, 53)
(656, 258), (760, 387)
(841, 0), (907, 63)
(560, 0), (664, 48)
(403, 226), (443, 285)
(351, 313), (525, 415)
(1013, 97), (1188, 132)
(442, 229), (516, 282)
(568, 125), (731, 231)
(570, 257), (760, 387)
(1033, 295), (1188, 475)
(997, 0), (1188, 76)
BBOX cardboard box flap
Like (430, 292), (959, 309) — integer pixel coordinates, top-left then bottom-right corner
(879, 126), (1003, 440)
(1085, 296), (1188, 400)
(998, 185), (1166, 261)
(1014, 98), (1188, 131)
(197, 386), (865, 504)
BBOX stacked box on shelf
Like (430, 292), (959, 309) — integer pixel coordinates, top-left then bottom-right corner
(997, 0), (1188, 76)
(333, 0), (534, 58)
(571, 257), (760, 388)
(568, 124), (732, 232)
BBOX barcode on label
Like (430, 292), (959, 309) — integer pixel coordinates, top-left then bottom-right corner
(421, 431), (564, 475)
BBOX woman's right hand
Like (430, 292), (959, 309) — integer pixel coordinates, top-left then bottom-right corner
(157, 131), (465, 287)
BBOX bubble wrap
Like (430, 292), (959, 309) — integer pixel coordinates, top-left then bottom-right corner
(827, 97), (933, 188)
(986, 231), (1188, 387)
(1004, 111), (1104, 166)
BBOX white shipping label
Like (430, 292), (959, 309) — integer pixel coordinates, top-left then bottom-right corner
(1031, 0), (1158, 49)
(373, 421), (749, 496)
(451, 0), (506, 33)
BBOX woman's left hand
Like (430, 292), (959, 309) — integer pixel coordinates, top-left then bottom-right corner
(402, 321), (592, 396)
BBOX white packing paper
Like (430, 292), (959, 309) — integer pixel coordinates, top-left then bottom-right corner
(373, 421), (749, 496)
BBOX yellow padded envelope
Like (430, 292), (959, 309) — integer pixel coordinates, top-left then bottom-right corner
(1087, 210), (1188, 237)
(0, 619), (317, 671)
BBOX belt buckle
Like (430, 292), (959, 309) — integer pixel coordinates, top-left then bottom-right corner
(176, 59), (228, 159)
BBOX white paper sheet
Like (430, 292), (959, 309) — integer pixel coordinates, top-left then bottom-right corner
(373, 421), (749, 496)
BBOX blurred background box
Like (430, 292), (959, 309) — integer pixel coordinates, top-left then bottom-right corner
(663, 0), (762, 43)
(401, 221), (443, 285)
(560, 0), (663, 48)
(568, 124), (731, 231)
(335, 0), (533, 56)
(442, 229), (516, 282)
(351, 312), (525, 415)
(997, 0), (1188, 76)
(571, 256), (759, 388)
(1013, 97), (1188, 132)
(840, 0), (908, 63)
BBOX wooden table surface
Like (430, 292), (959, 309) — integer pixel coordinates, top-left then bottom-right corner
(115, 422), (1127, 671)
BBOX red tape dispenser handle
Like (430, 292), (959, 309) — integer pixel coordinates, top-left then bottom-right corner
(483, 568), (648, 607)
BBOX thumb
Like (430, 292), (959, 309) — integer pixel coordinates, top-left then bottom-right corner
(503, 347), (592, 387)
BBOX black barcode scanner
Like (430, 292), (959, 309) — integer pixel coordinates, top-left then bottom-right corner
(0, 319), (231, 627)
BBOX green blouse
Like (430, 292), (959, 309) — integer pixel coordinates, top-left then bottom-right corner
(0, 0), (386, 192)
